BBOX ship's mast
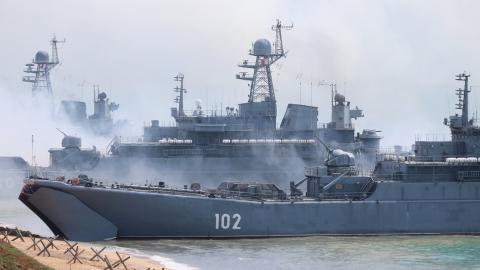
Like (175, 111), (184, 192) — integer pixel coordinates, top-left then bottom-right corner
(174, 73), (187, 117)
(51, 36), (62, 65)
(22, 36), (65, 110)
(455, 73), (470, 127)
(236, 20), (293, 103)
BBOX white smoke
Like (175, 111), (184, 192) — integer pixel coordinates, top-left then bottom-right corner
(0, 84), (128, 167)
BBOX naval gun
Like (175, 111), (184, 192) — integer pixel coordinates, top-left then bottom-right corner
(56, 128), (82, 149)
(314, 133), (356, 170)
(49, 129), (101, 170)
(289, 135), (361, 198)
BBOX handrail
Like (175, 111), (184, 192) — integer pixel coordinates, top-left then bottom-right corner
(414, 133), (451, 142)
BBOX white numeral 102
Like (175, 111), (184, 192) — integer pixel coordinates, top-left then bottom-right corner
(215, 213), (241, 230)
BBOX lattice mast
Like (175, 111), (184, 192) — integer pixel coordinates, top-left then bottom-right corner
(22, 36), (65, 102)
(455, 73), (470, 127)
(236, 20), (293, 103)
(174, 73), (187, 117)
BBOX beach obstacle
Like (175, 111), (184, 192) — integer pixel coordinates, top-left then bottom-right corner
(44, 237), (59, 250)
(63, 240), (85, 264)
(37, 239), (52, 256)
(63, 240), (78, 254)
(67, 245), (85, 264)
(103, 255), (115, 270)
(112, 251), (130, 269)
(0, 227), (161, 270)
(0, 230), (10, 244)
(27, 236), (41, 251)
(102, 251), (131, 270)
(90, 246), (107, 261)
(10, 227), (25, 242)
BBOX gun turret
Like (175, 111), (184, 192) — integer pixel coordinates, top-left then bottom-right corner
(56, 128), (82, 149)
(314, 134), (356, 168)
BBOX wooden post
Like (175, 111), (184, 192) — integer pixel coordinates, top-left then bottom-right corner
(63, 240), (78, 254)
(111, 251), (130, 270)
(27, 236), (40, 251)
(0, 231), (10, 244)
(67, 246), (84, 264)
(37, 239), (52, 257)
(10, 227), (25, 242)
(90, 246), (107, 261)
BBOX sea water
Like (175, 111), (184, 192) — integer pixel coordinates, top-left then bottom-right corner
(2, 183), (480, 270)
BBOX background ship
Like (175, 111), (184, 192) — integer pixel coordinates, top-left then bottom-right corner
(46, 21), (382, 184)
(22, 36), (125, 137)
(414, 73), (480, 160)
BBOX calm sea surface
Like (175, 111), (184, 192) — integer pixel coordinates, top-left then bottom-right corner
(1, 197), (480, 270)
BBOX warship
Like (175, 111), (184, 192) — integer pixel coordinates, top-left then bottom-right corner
(414, 73), (480, 160)
(46, 21), (381, 183)
(59, 87), (122, 136)
(19, 73), (480, 241)
(22, 36), (123, 136)
(0, 37), (125, 190)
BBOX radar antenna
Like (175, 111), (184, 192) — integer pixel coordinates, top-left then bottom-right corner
(272, 19), (293, 61)
(51, 35), (66, 65)
(236, 20), (293, 103)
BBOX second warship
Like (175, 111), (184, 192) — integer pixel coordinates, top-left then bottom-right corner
(46, 21), (381, 183)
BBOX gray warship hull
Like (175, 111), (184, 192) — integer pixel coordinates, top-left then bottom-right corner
(19, 179), (480, 241)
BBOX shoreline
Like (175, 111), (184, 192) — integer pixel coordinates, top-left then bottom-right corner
(1, 226), (167, 270)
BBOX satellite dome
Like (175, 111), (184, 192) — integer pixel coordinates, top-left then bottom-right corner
(61, 136), (82, 149)
(334, 93), (345, 104)
(34, 51), (49, 64)
(98, 92), (107, 100)
(253, 39), (272, 56)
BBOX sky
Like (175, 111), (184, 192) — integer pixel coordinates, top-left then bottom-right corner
(1, 0), (480, 164)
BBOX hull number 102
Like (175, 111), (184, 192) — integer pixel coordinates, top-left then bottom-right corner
(214, 213), (241, 230)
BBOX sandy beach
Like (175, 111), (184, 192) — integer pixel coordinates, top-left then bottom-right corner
(3, 233), (166, 270)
